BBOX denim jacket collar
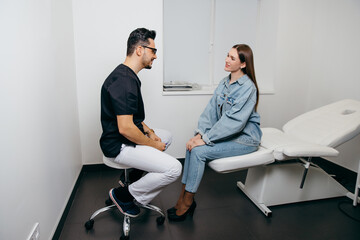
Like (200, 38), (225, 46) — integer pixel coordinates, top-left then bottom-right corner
(224, 74), (249, 88)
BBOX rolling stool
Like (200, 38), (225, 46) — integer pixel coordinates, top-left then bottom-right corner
(84, 156), (165, 240)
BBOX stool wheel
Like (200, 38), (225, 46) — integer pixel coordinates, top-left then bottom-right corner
(105, 198), (113, 206)
(156, 216), (165, 225)
(84, 219), (94, 230)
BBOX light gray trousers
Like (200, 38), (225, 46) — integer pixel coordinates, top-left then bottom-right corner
(114, 129), (182, 205)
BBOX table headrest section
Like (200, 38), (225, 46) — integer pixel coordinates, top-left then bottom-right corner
(283, 99), (360, 148)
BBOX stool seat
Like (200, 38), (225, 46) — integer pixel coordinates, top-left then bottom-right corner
(103, 156), (130, 170)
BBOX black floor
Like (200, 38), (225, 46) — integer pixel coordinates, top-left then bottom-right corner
(57, 160), (360, 240)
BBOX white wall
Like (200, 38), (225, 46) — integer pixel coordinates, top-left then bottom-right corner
(0, 0), (82, 239)
(74, 0), (360, 164)
(252, 0), (360, 130)
(0, 0), (359, 239)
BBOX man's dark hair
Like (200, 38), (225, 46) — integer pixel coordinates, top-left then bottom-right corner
(127, 28), (156, 56)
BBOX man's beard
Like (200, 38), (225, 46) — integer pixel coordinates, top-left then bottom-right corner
(143, 56), (154, 69)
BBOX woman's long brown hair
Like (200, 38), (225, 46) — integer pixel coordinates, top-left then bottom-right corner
(233, 44), (259, 111)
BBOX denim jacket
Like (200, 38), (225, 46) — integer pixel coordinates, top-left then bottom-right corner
(195, 74), (262, 146)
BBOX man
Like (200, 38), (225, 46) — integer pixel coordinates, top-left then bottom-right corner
(100, 28), (182, 217)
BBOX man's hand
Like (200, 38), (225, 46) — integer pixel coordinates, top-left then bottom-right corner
(148, 132), (165, 151)
(153, 141), (166, 151)
(147, 131), (162, 142)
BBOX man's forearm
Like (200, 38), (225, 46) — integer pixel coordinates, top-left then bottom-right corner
(120, 124), (154, 146)
(141, 122), (154, 136)
(117, 115), (164, 150)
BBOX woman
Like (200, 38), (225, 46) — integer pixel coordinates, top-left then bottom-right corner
(167, 44), (262, 221)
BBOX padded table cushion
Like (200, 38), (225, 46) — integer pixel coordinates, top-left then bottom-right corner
(261, 128), (339, 160)
(208, 147), (274, 173)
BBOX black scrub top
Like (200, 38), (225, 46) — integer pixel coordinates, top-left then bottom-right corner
(100, 64), (145, 158)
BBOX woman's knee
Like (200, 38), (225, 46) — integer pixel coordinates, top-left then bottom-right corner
(190, 147), (207, 163)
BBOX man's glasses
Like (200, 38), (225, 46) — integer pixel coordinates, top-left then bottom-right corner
(142, 46), (157, 54)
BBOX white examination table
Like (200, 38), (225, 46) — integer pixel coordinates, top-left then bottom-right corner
(208, 99), (360, 216)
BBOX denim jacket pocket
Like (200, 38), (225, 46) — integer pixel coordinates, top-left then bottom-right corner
(224, 96), (235, 111)
(226, 97), (235, 105)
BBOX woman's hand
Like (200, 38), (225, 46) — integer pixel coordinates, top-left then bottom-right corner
(186, 134), (205, 151)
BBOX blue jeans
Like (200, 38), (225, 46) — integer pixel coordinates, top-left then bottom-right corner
(181, 141), (258, 193)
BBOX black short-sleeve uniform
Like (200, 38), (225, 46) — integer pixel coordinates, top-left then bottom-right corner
(100, 64), (145, 157)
